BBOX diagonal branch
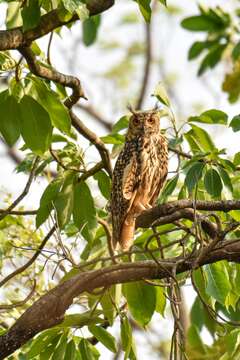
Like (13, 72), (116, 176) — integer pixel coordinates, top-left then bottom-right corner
(19, 47), (112, 177)
(0, 280), (36, 310)
(69, 111), (112, 176)
(19, 46), (86, 107)
(0, 226), (56, 288)
(0, 156), (40, 221)
(1, 239), (240, 358)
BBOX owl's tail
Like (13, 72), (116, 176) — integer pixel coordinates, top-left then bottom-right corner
(119, 217), (135, 251)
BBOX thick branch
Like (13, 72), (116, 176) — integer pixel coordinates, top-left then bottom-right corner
(0, 1), (115, 51)
(136, 199), (240, 228)
(19, 46), (86, 107)
(1, 239), (240, 358)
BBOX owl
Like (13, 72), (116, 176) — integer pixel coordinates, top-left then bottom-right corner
(110, 107), (168, 251)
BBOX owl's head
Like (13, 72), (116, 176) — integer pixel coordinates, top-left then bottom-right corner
(126, 106), (163, 139)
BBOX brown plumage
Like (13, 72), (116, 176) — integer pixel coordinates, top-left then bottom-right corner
(110, 108), (168, 251)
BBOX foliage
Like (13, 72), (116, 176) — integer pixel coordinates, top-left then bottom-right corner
(0, 1), (240, 360)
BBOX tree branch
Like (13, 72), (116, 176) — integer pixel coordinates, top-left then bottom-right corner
(0, 1), (115, 51)
(19, 46), (86, 107)
(0, 157), (40, 221)
(70, 111), (112, 176)
(0, 226), (56, 288)
(19, 46), (112, 177)
(1, 238), (240, 358)
(0, 280), (36, 310)
(136, 199), (240, 228)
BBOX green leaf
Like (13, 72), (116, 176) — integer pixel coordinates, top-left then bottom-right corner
(123, 281), (156, 327)
(226, 329), (240, 356)
(88, 325), (117, 353)
(54, 172), (76, 229)
(152, 82), (170, 107)
(51, 334), (67, 360)
(100, 133), (125, 145)
(190, 297), (204, 331)
(0, 90), (20, 146)
(94, 170), (111, 200)
(136, 0), (151, 22)
(187, 325), (206, 352)
(83, 15), (101, 46)
(205, 262), (232, 305)
(155, 287), (166, 316)
(121, 317), (132, 360)
(160, 175), (178, 202)
(190, 124), (216, 152)
(73, 181), (97, 242)
(100, 287), (116, 326)
(62, 0), (89, 20)
(9, 77), (24, 102)
(0, 51), (16, 72)
(21, 0), (40, 32)
(78, 339), (100, 360)
(232, 42), (240, 61)
(184, 132), (201, 153)
(158, 0), (167, 6)
(39, 335), (62, 360)
(198, 43), (226, 76)
(27, 330), (59, 359)
(188, 41), (208, 60)
(189, 109), (228, 125)
(65, 340), (76, 360)
(28, 77), (71, 135)
(36, 178), (63, 228)
(184, 162), (205, 193)
(230, 115), (240, 132)
(59, 310), (102, 328)
(19, 95), (52, 155)
(234, 152), (240, 166)
(192, 269), (210, 304)
(6, 2), (22, 29)
(204, 168), (222, 197)
(112, 115), (129, 133)
(217, 166), (233, 193)
(181, 15), (223, 32)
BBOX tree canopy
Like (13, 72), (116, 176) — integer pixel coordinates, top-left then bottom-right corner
(0, 1), (240, 359)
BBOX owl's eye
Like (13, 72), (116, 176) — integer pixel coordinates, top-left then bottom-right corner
(148, 117), (155, 124)
(133, 117), (140, 125)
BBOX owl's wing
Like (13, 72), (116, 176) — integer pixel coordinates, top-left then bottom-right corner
(149, 169), (168, 205)
(122, 153), (139, 201)
(111, 147), (140, 247)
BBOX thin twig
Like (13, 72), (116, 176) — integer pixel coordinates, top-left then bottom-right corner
(97, 218), (117, 264)
(0, 226), (56, 287)
(0, 280), (36, 310)
(0, 156), (40, 221)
